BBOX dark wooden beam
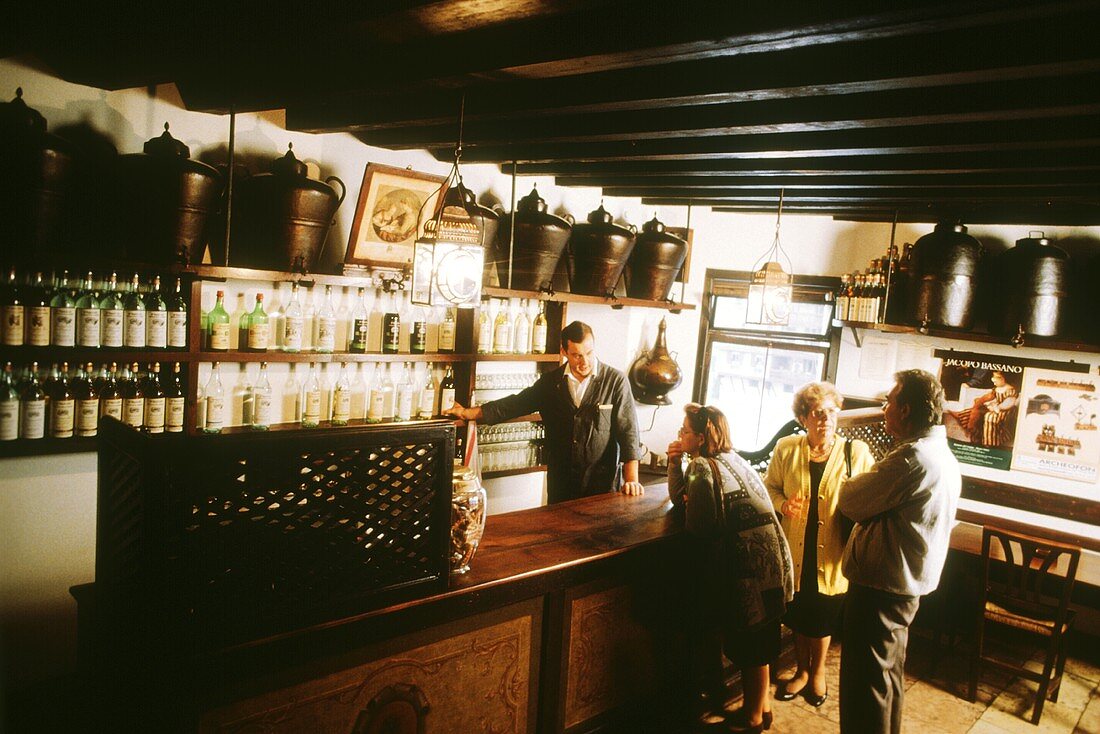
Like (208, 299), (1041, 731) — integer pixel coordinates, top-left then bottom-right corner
(604, 185), (1100, 200)
(556, 169), (1100, 188)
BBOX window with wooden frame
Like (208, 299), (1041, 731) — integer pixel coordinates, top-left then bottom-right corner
(693, 269), (841, 451)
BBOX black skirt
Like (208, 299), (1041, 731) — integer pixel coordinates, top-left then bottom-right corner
(724, 617), (782, 669)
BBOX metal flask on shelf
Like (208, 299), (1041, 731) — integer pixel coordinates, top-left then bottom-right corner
(115, 123), (223, 265)
(993, 232), (1069, 337)
(626, 215), (687, 300)
(908, 221), (983, 330)
(629, 317), (682, 405)
(493, 186), (572, 291)
(231, 144), (346, 273)
(568, 204), (636, 296)
(0, 88), (76, 259)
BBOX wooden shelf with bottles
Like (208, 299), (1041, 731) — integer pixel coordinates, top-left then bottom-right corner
(833, 318), (1100, 355)
(481, 285), (695, 312)
(192, 351), (477, 364)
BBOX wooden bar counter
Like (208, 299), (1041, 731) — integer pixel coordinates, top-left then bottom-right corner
(75, 490), (694, 734)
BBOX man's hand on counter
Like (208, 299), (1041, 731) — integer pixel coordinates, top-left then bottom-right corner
(620, 481), (645, 496)
(620, 460), (645, 496)
(443, 402), (483, 422)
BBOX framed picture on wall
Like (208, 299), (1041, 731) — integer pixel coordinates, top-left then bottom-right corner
(666, 226), (693, 283)
(344, 163), (446, 267)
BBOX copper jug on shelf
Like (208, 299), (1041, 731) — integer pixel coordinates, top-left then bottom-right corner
(115, 123), (223, 265)
(629, 317), (682, 405)
(908, 221), (983, 330)
(0, 88), (76, 259)
(231, 144), (346, 273)
(568, 204), (636, 297)
(627, 215), (687, 301)
(493, 186), (572, 291)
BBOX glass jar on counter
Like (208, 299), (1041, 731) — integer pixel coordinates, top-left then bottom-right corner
(450, 462), (487, 574)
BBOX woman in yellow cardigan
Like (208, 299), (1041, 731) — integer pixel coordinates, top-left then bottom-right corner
(765, 382), (874, 707)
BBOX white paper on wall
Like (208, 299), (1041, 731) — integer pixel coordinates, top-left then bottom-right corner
(858, 337), (896, 380)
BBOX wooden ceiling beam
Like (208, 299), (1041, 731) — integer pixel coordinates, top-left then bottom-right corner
(555, 169), (1100, 188)
(604, 185), (1100, 200)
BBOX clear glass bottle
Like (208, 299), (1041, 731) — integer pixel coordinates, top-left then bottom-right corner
(99, 362), (123, 423)
(203, 362), (226, 433)
(334, 287), (350, 352)
(301, 363), (323, 427)
(331, 363), (352, 426)
(283, 364), (301, 423)
(367, 363), (386, 424)
(351, 362), (368, 420)
(1, 268), (24, 347)
(283, 282), (304, 353)
(439, 308), (457, 353)
(395, 362), (415, 421)
(531, 300), (548, 354)
(145, 275), (168, 349)
(99, 272), (125, 349)
(252, 362), (273, 430)
(418, 363), (437, 420)
(236, 363), (254, 426)
(315, 285), (337, 353)
(246, 293), (270, 352)
(167, 277), (188, 350)
(513, 299), (531, 354)
(349, 286), (369, 353)
(440, 365), (456, 413)
(50, 270), (77, 347)
(0, 362), (19, 441)
(207, 290), (231, 352)
(143, 363), (166, 434)
(380, 362), (397, 420)
(123, 274), (147, 349)
(476, 300), (491, 354)
(122, 362), (145, 430)
(165, 362), (185, 433)
(74, 362), (100, 438)
(20, 362), (46, 440)
(75, 271), (101, 348)
(493, 299), (512, 354)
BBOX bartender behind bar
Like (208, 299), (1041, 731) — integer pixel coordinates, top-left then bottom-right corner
(444, 321), (644, 504)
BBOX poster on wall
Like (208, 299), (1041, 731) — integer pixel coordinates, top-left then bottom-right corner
(934, 349), (1091, 474)
(1011, 368), (1100, 484)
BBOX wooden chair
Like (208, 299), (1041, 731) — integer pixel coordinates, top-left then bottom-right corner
(968, 526), (1081, 725)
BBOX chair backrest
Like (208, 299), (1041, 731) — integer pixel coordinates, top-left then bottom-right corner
(981, 526), (1082, 623)
(735, 419), (805, 474)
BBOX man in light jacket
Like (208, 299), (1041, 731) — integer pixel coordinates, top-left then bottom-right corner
(837, 369), (961, 734)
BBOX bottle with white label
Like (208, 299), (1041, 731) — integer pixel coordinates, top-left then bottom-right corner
(381, 290), (401, 354)
(122, 363), (145, 430)
(143, 363), (166, 434)
(349, 287), (369, 353)
(123, 274), (147, 349)
(99, 363), (123, 423)
(301, 363), (323, 427)
(418, 363), (437, 420)
(439, 365), (456, 414)
(315, 286), (337, 353)
(1, 268), (25, 346)
(283, 282), (304, 352)
(493, 300), (512, 354)
(75, 272), (101, 348)
(47, 362), (74, 438)
(410, 305), (427, 355)
(20, 362), (46, 440)
(145, 276), (168, 349)
(165, 362), (185, 433)
(246, 293), (270, 352)
(283, 364), (301, 423)
(531, 300), (548, 354)
(50, 271), (77, 348)
(351, 363), (368, 420)
(438, 308), (456, 353)
(207, 290), (231, 352)
(366, 363), (385, 424)
(74, 363), (100, 438)
(99, 273), (125, 349)
(1, 362), (21, 440)
(513, 299), (531, 354)
(252, 362), (273, 430)
(27, 273), (51, 346)
(167, 277), (188, 350)
(203, 362), (225, 433)
(331, 363), (352, 426)
(477, 300), (491, 354)
(380, 362), (396, 420)
(395, 362), (415, 421)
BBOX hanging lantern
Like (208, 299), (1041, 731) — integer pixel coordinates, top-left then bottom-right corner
(746, 189), (793, 326)
(411, 183), (485, 308)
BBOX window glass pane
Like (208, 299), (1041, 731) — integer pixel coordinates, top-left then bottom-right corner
(713, 296), (833, 335)
(705, 340), (826, 449)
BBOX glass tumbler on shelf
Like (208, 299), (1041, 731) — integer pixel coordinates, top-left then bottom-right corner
(450, 462), (488, 574)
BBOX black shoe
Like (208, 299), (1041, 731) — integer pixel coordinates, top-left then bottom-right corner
(803, 687), (828, 707)
(724, 708), (772, 732)
(774, 681), (805, 702)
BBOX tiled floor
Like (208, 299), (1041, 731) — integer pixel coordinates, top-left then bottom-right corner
(705, 628), (1100, 734)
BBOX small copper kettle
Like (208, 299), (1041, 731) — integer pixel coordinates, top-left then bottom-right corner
(629, 317), (682, 405)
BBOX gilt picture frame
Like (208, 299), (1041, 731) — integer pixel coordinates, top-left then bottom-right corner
(344, 163), (446, 268)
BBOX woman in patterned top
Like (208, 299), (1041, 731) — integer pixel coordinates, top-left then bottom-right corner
(669, 403), (794, 733)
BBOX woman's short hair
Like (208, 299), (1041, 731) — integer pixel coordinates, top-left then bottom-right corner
(894, 369), (945, 432)
(684, 403), (733, 457)
(792, 381), (844, 419)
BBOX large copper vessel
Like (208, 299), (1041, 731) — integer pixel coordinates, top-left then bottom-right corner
(493, 187), (572, 291)
(993, 232), (1069, 337)
(568, 205), (636, 296)
(116, 123), (222, 265)
(231, 144), (346, 273)
(627, 216), (687, 300)
(0, 88), (75, 259)
(629, 317), (682, 405)
(908, 222), (983, 330)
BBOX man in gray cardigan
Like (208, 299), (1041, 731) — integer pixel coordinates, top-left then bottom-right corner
(837, 369), (961, 734)
(445, 321), (644, 504)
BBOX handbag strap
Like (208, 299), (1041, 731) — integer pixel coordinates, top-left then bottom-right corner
(844, 437), (852, 478)
(705, 457), (725, 524)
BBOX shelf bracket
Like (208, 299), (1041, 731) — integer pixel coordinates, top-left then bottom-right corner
(849, 325), (863, 349)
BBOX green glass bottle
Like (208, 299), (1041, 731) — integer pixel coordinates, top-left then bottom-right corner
(99, 273), (125, 350)
(207, 290), (231, 352)
(123, 274), (147, 349)
(245, 293), (269, 352)
(50, 270), (76, 347)
(144, 275), (168, 349)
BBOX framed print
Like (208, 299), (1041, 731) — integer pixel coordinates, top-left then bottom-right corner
(344, 163), (446, 267)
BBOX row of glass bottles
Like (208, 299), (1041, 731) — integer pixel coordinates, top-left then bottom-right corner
(0, 360), (185, 440)
(477, 298), (548, 355)
(0, 268), (188, 349)
(201, 284), (460, 355)
(834, 243), (906, 324)
(475, 423), (545, 472)
(197, 361), (458, 432)
(476, 421), (544, 444)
